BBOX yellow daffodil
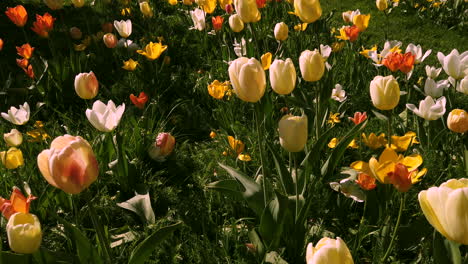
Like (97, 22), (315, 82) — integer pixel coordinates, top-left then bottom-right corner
(238, 153), (252, 161)
(261, 52), (272, 70)
(122, 59), (138, 71)
(228, 136), (244, 155)
(137, 42), (168, 60)
(389, 131), (419, 152)
(294, 23), (308, 31)
(27, 121), (50, 142)
(362, 132), (387, 149)
(360, 45), (377, 58)
(208, 80), (230, 99)
(0, 147), (24, 169)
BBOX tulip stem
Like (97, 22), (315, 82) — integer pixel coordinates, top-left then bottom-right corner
(315, 85), (321, 140)
(381, 192), (406, 263)
(88, 197), (113, 264)
(294, 153), (299, 221)
(254, 103), (267, 208)
(387, 110), (393, 147)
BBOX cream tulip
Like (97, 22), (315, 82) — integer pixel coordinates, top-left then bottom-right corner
(306, 237), (354, 264)
(406, 96), (446, 121)
(299, 49), (325, 82)
(369, 75), (400, 110)
(228, 57), (266, 102)
(7, 212), (42, 254)
(1, 102), (30, 125)
(294, 0), (322, 23)
(331, 84), (347, 102)
(113, 19), (132, 38)
(447, 109), (468, 133)
(233, 0), (261, 23)
(74, 72), (99, 99)
(4, 129), (23, 147)
(229, 14), (244, 32)
(424, 78), (449, 98)
(419, 178), (468, 245)
(270, 59), (296, 95)
(425, 65), (442, 79)
(457, 76), (468, 94)
(437, 49), (468, 80)
(406, 44), (431, 64)
(274, 22), (288, 41)
(190, 8), (206, 31)
(278, 114), (308, 152)
(85, 100), (125, 132)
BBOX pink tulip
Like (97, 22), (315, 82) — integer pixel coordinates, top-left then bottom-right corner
(148, 133), (175, 161)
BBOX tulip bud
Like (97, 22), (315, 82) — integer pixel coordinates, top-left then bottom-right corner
(306, 237), (354, 264)
(103, 33), (118, 48)
(4, 129), (23, 147)
(228, 57), (266, 102)
(43, 0), (64, 10)
(69, 27), (83, 40)
(299, 49), (325, 82)
(139, 1), (153, 17)
(233, 0), (261, 23)
(376, 0), (388, 11)
(294, 0), (322, 23)
(369, 75), (400, 110)
(148, 133), (176, 161)
(278, 114), (308, 152)
(447, 109), (468, 133)
(0, 147), (24, 169)
(270, 59), (296, 95)
(113, 19), (132, 38)
(0, 38), (3, 51)
(457, 76), (468, 95)
(229, 14), (244, 32)
(7, 212), (42, 254)
(274, 22), (288, 41)
(225, 4), (233, 14)
(72, 0), (85, 7)
(74, 72), (99, 99)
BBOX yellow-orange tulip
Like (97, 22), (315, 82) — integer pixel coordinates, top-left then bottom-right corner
(447, 109), (468, 133)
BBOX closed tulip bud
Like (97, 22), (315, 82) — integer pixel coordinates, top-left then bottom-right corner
(86, 100), (125, 132)
(447, 109), (468, 133)
(37, 135), (99, 194)
(7, 212), (42, 254)
(274, 22), (288, 41)
(233, 0), (261, 23)
(278, 114), (308, 152)
(376, 0), (388, 11)
(113, 19), (132, 38)
(74, 72), (99, 99)
(148, 133), (176, 161)
(103, 33), (118, 48)
(43, 0), (64, 10)
(139, 1), (153, 17)
(69, 27), (82, 40)
(294, 0), (322, 23)
(419, 178), (468, 245)
(270, 59), (296, 95)
(369, 75), (400, 110)
(225, 4), (233, 14)
(306, 237), (354, 264)
(229, 14), (244, 32)
(0, 148), (24, 169)
(228, 57), (266, 102)
(299, 49), (325, 82)
(4, 129), (23, 147)
(72, 0), (85, 7)
(457, 76), (468, 95)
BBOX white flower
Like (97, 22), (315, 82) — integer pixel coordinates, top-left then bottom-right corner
(457, 76), (468, 95)
(85, 100), (125, 132)
(437, 49), (468, 80)
(406, 44), (431, 64)
(424, 78), (449, 98)
(320, 44), (332, 59)
(1, 102), (30, 125)
(406, 96), (446, 121)
(425, 65), (442, 79)
(342, 9), (360, 23)
(4, 129), (23, 147)
(233, 37), (247, 57)
(190, 8), (205, 31)
(331, 84), (347, 102)
(113, 20), (132, 38)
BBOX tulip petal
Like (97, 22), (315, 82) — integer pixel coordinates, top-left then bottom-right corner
(37, 150), (59, 188)
(419, 187), (452, 241)
(50, 135), (76, 150)
(444, 188), (468, 245)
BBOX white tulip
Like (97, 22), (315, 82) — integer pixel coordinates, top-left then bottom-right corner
(306, 237), (354, 264)
(425, 65), (442, 79)
(406, 96), (446, 121)
(86, 100), (125, 132)
(190, 8), (205, 31)
(406, 44), (431, 64)
(228, 57), (266, 102)
(270, 59), (296, 95)
(113, 20), (132, 38)
(457, 76), (468, 94)
(331, 84), (347, 102)
(4, 129), (23, 147)
(424, 78), (449, 98)
(437, 49), (468, 80)
(1, 102), (30, 125)
(274, 22), (288, 41)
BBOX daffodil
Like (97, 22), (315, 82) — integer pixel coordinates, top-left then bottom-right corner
(122, 59), (138, 71)
(327, 112), (341, 126)
(137, 42), (168, 60)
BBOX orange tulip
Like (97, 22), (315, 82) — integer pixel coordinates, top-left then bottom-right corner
(386, 163), (414, 192)
(356, 173), (376, 190)
(256, 0), (266, 8)
(16, 58), (28, 69)
(23, 65), (35, 79)
(5, 5), (28, 27)
(0, 187), (36, 220)
(348, 111), (367, 125)
(16, 43), (34, 59)
(0, 38), (3, 51)
(212, 16), (224, 31)
(383, 52), (415, 74)
(130, 92), (149, 109)
(398, 52), (415, 74)
(31, 13), (55, 38)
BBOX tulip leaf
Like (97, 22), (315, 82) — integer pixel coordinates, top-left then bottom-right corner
(433, 232), (462, 264)
(117, 192), (156, 225)
(301, 127), (334, 172)
(371, 110), (388, 121)
(259, 191), (290, 249)
(267, 144), (295, 195)
(248, 229), (266, 260)
(128, 221), (182, 264)
(218, 163), (265, 216)
(205, 179), (244, 201)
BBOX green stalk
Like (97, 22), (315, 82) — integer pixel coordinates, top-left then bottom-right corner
(87, 194), (112, 264)
(294, 153), (299, 221)
(353, 199), (367, 253)
(387, 110), (393, 147)
(254, 103), (267, 208)
(315, 85), (321, 140)
(381, 192), (406, 262)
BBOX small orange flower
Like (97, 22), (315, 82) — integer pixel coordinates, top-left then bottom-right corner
(16, 58), (29, 68)
(31, 13), (56, 38)
(356, 173), (376, 190)
(398, 52), (415, 74)
(5, 5), (28, 27)
(387, 163), (413, 192)
(212, 16), (224, 31)
(344, 25), (360, 42)
(130, 92), (149, 109)
(23, 65), (35, 79)
(349, 111), (367, 125)
(0, 187), (36, 220)
(16, 43), (34, 59)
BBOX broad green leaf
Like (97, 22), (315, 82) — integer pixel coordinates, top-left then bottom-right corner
(249, 229), (265, 260)
(267, 144), (295, 195)
(205, 179), (244, 201)
(433, 232), (461, 264)
(117, 192), (156, 225)
(259, 191), (290, 249)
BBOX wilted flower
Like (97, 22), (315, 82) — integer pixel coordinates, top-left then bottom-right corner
(447, 109), (468, 133)
(331, 84), (346, 102)
(190, 8), (206, 31)
(122, 59), (138, 71)
(130, 92), (149, 109)
(31, 13), (55, 38)
(85, 100), (125, 132)
(148, 132), (176, 161)
(406, 96), (446, 121)
(4, 129), (23, 147)
(5, 5), (28, 27)
(0, 148), (24, 169)
(74, 72), (99, 99)
(1, 102), (30, 125)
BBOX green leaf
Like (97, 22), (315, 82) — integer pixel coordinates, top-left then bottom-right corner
(128, 222), (182, 264)
(372, 110), (388, 121)
(433, 232), (461, 264)
(267, 144), (295, 195)
(248, 229), (266, 260)
(259, 191), (290, 249)
(205, 179), (244, 200)
(117, 192), (156, 225)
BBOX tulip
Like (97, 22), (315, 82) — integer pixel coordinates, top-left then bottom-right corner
(198, 0), (216, 13)
(352, 14), (370, 32)
(447, 109), (468, 133)
(0, 39), (3, 51)
(341, 9), (360, 23)
(419, 178), (468, 245)
(406, 44), (431, 64)
(336, 26), (360, 42)
(0, 187), (36, 220)
(349, 111), (367, 125)
(85, 100), (125, 132)
(139, 1), (153, 17)
(0, 148), (24, 169)
(294, 0), (322, 23)
(424, 78), (449, 98)
(1, 102), (30, 125)
(228, 136), (245, 155)
(376, 0), (388, 11)
(130, 92), (149, 109)
(43, 0), (63, 10)
(356, 173), (377, 190)
(425, 65), (442, 79)
(274, 22), (288, 41)
(369, 75), (400, 110)
(361, 132), (386, 149)
(331, 84), (347, 102)
(390, 131), (419, 152)
(137, 42), (167, 60)
(228, 57), (266, 103)
(5, 5), (28, 27)
(69, 27), (83, 40)
(72, 0), (85, 7)
(16, 43), (34, 59)
(148, 133), (175, 161)
(122, 58), (138, 71)
(229, 14), (244, 32)
(233, 0), (261, 23)
(37, 135), (99, 194)
(261, 52), (272, 70)
(278, 114), (308, 152)
(212, 16), (224, 31)
(225, 4), (233, 13)
(183, 0), (193, 5)
(31, 13), (55, 38)
(190, 8), (206, 31)
(306, 237), (354, 264)
(437, 49), (468, 80)
(299, 49), (325, 82)
(270, 59), (296, 95)
(457, 76), (468, 94)
(103, 33), (117, 48)
(7, 212), (42, 254)
(4, 129), (23, 147)
(113, 19), (132, 38)
(74, 72), (99, 99)
(406, 96), (446, 121)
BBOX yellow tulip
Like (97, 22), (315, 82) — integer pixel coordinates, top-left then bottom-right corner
(261, 52), (272, 70)
(198, 0), (217, 13)
(228, 136), (244, 155)
(352, 14), (370, 32)
(7, 212), (42, 254)
(376, 0), (388, 11)
(233, 0), (261, 23)
(71, 0), (85, 8)
(447, 109), (468, 133)
(228, 57), (266, 102)
(299, 49), (325, 82)
(0, 147), (24, 169)
(306, 237), (354, 264)
(362, 132), (387, 149)
(369, 75), (400, 110)
(137, 42), (168, 60)
(294, 0), (322, 23)
(274, 22), (288, 41)
(168, 0), (177, 5)
(207, 80), (230, 99)
(122, 59), (138, 71)
(419, 178), (468, 245)
(139, 1), (153, 17)
(278, 114), (308, 152)
(390, 131), (419, 152)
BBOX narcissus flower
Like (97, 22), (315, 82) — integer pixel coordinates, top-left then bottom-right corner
(208, 80), (230, 99)
(447, 109), (468, 133)
(306, 237), (354, 264)
(130, 92), (149, 109)
(37, 135), (99, 194)
(31, 13), (55, 38)
(369, 75), (400, 111)
(228, 57), (266, 103)
(148, 132), (176, 161)
(16, 44), (34, 59)
(5, 5), (28, 27)
(4, 129), (23, 147)
(419, 178), (468, 245)
(122, 59), (138, 71)
(294, 0), (322, 23)
(0, 187), (36, 219)
(278, 114), (308, 152)
(1, 102), (30, 125)
(0, 148), (24, 169)
(261, 52), (272, 70)
(137, 42), (168, 60)
(270, 59), (296, 95)
(406, 96), (446, 121)
(212, 16), (224, 31)
(74, 72), (99, 99)
(7, 212), (42, 254)
(114, 20), (132, 38)
(86, 100), (125, 132)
